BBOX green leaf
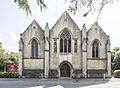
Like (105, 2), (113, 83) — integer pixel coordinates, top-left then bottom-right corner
(36, 0), (47, 11)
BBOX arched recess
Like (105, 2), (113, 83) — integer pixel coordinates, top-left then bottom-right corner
(28, 37), (40, 45)
(59, 28), (73, 37)
(91, 39), (102, 46)
(59, 61), (73, 77)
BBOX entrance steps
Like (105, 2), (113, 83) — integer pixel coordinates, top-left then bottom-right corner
(59, 77), (72, 80)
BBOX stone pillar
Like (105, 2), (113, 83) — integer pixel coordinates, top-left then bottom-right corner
(44, 22), (50, 78)
(18, 36), (24, 77)
(107, 52), (111, 77)
(45, 50), (49, 78)
(82, 24), (87, 78)
(82, 51), (87, 78)
(18, 50), (23, 77)
(107, 37), (111, 77)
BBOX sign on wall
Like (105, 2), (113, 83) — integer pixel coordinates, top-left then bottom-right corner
(7, 64), (17, 72)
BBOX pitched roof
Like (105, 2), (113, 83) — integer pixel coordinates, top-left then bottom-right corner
(21, 20), (43, 35)
(51, 11), (80, 30)
(87, 21), (108, 36)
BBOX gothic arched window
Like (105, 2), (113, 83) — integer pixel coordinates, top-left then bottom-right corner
(31, 39), (38, 58)
(60, 30), (71, 53)
(92, 41), (98, 57)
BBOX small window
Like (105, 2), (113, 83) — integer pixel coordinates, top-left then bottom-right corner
(68, 39), (71, 52)
(64, 39), (67, 52)
(54, 40), (57, 53)
(60, 39), (63, 52)
(74, 40), (77, 53)
(92, 41), (98, 57)
(31, 39), (38, 58)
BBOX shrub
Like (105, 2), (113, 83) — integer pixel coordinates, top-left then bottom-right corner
(0, 72), (3, 78)
(114, 70), (120, 78)
(9, 72), (19, 78)
(0, 72), (19, 78)
(3, 72), (9, 78)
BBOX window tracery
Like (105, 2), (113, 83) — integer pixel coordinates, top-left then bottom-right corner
(60, 30), (71, 53)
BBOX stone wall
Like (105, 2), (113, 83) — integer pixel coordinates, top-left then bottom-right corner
(87, 59), (107, 69)
(23, 59), (44, 69)
(49, 11), (82, 70)
(87, 22), (109, 73)
(23, 69), (44, 78)
(87, 22), (108, 59)
(19, 12), (111, 78)
(20, 20), (44, 59)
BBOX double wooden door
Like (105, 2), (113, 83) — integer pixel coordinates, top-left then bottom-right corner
(60, 63), (70, 77)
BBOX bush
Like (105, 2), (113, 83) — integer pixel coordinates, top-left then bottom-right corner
(0, 72), (19, 78)
(0, 72), (3, 78)
(3, 72), (9, 78)
(114, 70), (120, 78)
(9, 72), (19, 78)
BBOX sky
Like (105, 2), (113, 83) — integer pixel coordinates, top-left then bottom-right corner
(0, 0), (120, 52)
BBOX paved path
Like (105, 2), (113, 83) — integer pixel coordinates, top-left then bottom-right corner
(80, 78), (120, 88)
(0, 78), (119, 88)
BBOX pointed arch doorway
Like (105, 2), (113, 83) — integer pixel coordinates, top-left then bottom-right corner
(59, 61), (73, 77)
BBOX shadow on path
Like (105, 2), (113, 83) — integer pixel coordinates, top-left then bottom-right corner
(0, 77), (119, 88)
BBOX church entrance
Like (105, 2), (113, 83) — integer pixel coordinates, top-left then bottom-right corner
(60, 63), (71, 77)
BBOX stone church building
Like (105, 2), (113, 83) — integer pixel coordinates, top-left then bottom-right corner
(18, 11), (111, 78)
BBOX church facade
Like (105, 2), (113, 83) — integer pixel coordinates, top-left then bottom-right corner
(18, 11), (111, 78)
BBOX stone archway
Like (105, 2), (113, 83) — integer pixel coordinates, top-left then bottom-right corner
(59, 61), (73, 77)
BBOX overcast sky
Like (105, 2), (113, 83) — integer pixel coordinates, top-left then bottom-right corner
(0, 0), (120, 52)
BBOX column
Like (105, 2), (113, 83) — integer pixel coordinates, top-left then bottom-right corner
(107, 51), (111, 77)
(18, 50), (23, 77)
(82, 50), (87, 78)
(107, 37), (111, 77)
(44, 22), (49, 78)
(82, 24), (87, 78)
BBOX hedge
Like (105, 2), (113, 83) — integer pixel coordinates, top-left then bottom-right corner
(114, 70), (120, 78)
(0, 72), (19, 78)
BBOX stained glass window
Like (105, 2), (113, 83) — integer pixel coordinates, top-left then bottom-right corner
(60, 29), (71, 53)
(92, 41), (98, 57)
(31, 39), (38, 58)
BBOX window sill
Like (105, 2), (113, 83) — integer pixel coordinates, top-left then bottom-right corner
(87, 58), (107, 60)
(59, 53), (72, 55)
(23, 58), (44, 59)
(30, 57), (43, 59)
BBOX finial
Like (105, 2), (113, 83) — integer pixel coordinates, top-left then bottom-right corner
(45, 22), (49, 30)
